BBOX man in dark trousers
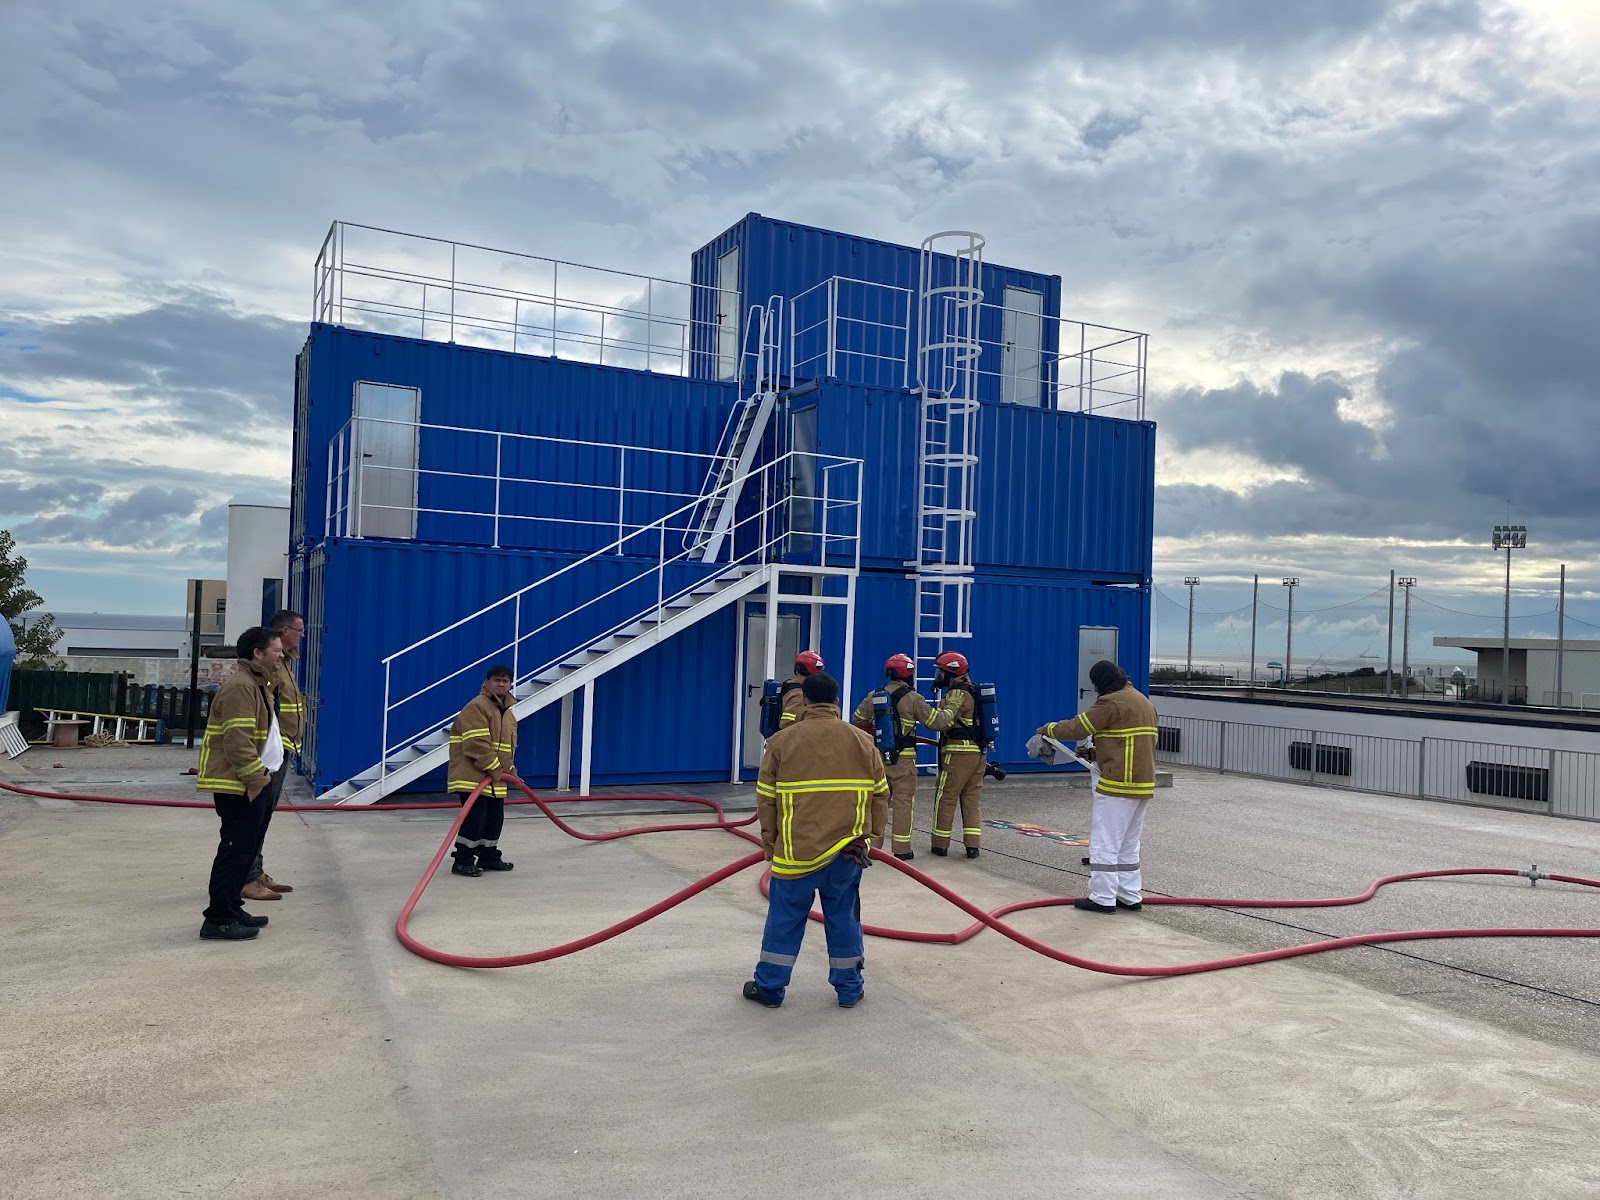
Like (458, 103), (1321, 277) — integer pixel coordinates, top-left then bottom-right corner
(195, 626), (285, 941)
(1036, 660), (1159, 914)
(745, 672), (888, 1010)
(242, 608), (305, 903)
(447, 664), (518, 876)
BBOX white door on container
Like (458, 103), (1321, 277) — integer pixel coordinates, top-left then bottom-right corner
(716, 246), (740, 381)
(743, 610), (799, 768)
(1077, 626), (1120, 709)
(352, 382), (419, 539)
(1002, 286), (1043, 407)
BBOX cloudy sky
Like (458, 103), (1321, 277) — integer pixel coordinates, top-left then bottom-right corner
(2, 0), (1596, 666)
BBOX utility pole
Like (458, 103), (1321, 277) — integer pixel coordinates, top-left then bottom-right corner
(1385, 569), (1395, 697)
(1492, 525), (1526, 706)
(1556, 563), (1566, 710)
(187, 578), (202, 750)
(1282, 577), (1299, 688)
(1397, 577), (1416, 700)
(1249, 574), (1259, 689)
(1184, 576), (1200, 684)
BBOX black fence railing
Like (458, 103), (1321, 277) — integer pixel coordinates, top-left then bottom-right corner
(8, 669), (214, 741)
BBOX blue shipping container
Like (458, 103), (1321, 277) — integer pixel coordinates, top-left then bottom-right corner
(292, 325), (740, 556)
(797, 380), (1153, 581)
(690, 213), (1063, 398)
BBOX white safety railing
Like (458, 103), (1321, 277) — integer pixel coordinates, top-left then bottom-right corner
(376, 449), (863, 785)
(313, 221), (737, 378)
(790, 277), (915, 388)
(325, 418), (722, 551)
(787, 273), (1148, 419)
(1154, 714), (1600, 821)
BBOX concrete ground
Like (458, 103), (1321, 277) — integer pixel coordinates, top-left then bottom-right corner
(3, 745), (1599, 1199)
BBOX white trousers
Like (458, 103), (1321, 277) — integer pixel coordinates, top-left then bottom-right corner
(1088, 791), (1148, 906)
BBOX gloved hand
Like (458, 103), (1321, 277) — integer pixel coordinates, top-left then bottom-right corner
(1025, 733), (1051, 760)
(841, 836), (872, 869)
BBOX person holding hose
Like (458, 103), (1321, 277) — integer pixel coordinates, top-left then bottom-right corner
(447, 665), (518, 877)
(1036, 660), (1159, 913)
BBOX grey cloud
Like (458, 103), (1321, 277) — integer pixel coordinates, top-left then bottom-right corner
(15, 484), (203, 549)
(0, 478), (104, 515)
(1, 293), (302, 437)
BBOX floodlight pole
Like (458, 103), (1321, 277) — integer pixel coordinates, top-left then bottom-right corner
(1282, 577), (1299, 688)
(1397, 577), (1416, 700)
(1184, 577), (1200, 684)
(1492, 525), (1526, 706)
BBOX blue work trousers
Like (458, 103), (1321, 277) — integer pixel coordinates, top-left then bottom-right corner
(753, 855), (865, 1004)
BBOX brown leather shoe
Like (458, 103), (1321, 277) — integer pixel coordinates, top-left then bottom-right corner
(241, 879), (281, 902)
(260, 873), (294, 893)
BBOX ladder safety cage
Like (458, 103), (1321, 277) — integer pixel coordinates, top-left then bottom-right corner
(912, 231), (985, 696)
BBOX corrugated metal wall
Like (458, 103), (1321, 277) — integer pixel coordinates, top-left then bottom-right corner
(690, 214), (1063, 394)
(809, 381), (1153, 581)
(308, 538), (742, 791)
(294, 325), (739, 554)
(306, 546), (1151, 790)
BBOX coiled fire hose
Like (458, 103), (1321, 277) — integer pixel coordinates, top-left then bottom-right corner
(3, 774), (1598, 976)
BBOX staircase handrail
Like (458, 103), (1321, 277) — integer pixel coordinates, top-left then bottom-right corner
(377, 448), (862, 766)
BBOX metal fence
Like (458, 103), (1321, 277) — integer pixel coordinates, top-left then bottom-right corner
(1155, 714), (1600, 822)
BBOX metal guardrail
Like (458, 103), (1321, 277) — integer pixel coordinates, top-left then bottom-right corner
(1155, 714), (1600, 821)
(788, 275), (1148, 418)
(313, 221), (737, 378)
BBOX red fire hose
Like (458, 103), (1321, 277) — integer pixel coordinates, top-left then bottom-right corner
(4, 775), (1599, 977)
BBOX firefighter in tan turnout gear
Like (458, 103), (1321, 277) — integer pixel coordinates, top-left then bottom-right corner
(744, 672), (887, 1009)
(778, 650), (825, 728)
(925, 651), (987, 858)
(1036, 660), (1159, 913)
(851, 653), (933, 861)
(447, 664), (518, 877)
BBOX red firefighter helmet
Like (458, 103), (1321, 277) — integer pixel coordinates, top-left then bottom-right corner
(934, 650), (969, 676)
(794, 650), (825, 675)
(884, 653), (914, 681)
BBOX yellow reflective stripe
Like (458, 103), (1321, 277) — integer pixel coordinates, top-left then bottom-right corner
(486, 757), (501, 770)
(781, 792), (794, 860)
(282, 739), (300, 752)
(1097, 780), (1155, 796)
(775, 778), (881, 790)
(1077, 712), (1098, 735)
(196, 777), (244, 791)
(773, 833), (859, 873)
(755, 781), (778, 798)
(941, 743), (982, 753)
(780, 712), (798, 723)
(871, 778), (889, 795)
(1045, 722), (1057, 737)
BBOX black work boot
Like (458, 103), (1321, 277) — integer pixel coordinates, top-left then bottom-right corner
(930, 846), (948, 857)
(451, 849), (482, 877)
(233, 911), (269, 928)
(966, 847), (980, 859)
(894, 851), (916, 862)
(200, 919), (259, 941)
(478, 854), (514, 872)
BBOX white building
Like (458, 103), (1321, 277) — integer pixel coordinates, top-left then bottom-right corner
(224, 504), (291, 645)
(1432, 636), (1600, 708)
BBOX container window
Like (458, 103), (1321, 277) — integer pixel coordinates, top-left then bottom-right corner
(787, 403), (818, 554)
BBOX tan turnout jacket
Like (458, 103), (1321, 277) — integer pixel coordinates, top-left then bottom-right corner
(757, 705), (888, 878)
(851, 683), (934, 762)
(272, 649), (304, 755)
(195, 660), (277, 796)
(1039, 684), (1159, 799)
(447, 686), (517, 799)
(779, 673), (807, 727)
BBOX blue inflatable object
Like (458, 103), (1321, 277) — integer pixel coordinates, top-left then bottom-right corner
(0, 617), (15, 713)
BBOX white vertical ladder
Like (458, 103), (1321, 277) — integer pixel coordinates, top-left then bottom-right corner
(912, 231), (985, 693)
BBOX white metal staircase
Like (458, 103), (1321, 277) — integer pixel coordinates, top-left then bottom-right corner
(318, 564), (771, 804)
(320, 443), (861, 805)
